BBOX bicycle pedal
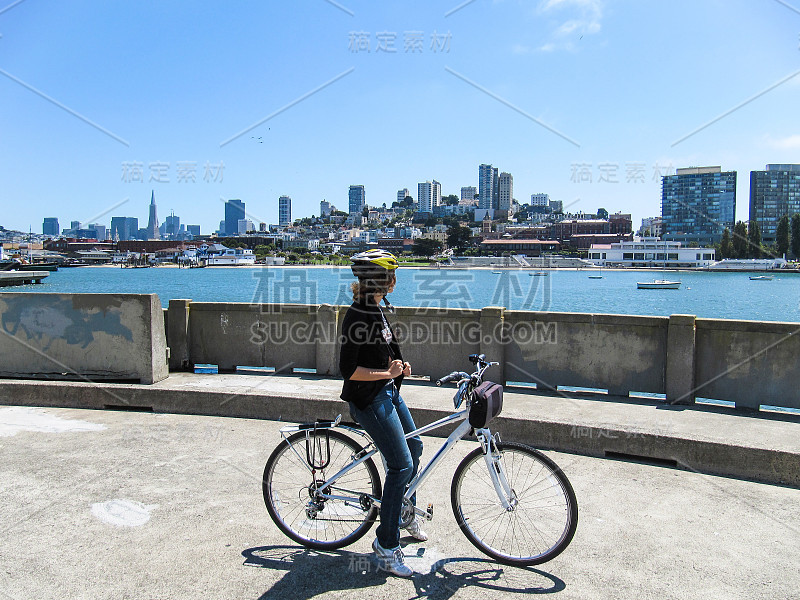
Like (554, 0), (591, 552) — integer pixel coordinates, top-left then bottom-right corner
(425, 503), (434, 521)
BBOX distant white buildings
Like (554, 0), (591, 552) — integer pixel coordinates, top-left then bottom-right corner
(586, 237), (716, 268)
(460, 186), (477, 205)
(530, 193), (550, 207)
(417, 180), (441, 214)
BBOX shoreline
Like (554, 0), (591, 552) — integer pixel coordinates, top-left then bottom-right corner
(81, 263), (800, 274)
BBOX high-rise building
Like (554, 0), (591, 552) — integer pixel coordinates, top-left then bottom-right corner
(397, 188), (410, 204)
(530, 193), (550, 207)
(43, 218), (59, 236)
(146, 191), (160, 240)
(750, 164), (800, 244)
(224, 199), (245, 236)
(478, 164), (499, 210)
(279, 195), (292, 227)
(88, 223), (107, 241)
(661, 166), (736, 245)
(460, 186), (477, 205)
(110, 217), (139, 241)
(238, 219), (255, 234)
(187, 225), (201, 237)
(349, 185), (366, 214)
(161, 213), (180, 239)
(417, 180), (441, 214)
(498, 172), (513, 211)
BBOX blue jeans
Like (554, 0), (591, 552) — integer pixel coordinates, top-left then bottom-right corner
(349, 381), (423, 550)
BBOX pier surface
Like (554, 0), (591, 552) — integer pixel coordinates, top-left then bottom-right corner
(0, 271), (48, 286)
(0, 405), (797, 600)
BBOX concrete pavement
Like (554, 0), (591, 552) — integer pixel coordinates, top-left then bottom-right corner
(0, 406), (798, 600)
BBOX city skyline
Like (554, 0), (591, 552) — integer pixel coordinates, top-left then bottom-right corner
(2, 2), (799, 233)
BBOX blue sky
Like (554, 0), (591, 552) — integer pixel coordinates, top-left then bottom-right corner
(1, 0), (799, 234)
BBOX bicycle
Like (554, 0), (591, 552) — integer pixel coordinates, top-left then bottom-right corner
(262, 354), (578, 566)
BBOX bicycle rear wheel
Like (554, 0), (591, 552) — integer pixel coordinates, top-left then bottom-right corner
(263, 429), (381, 550)
(451, 442), (578, 566)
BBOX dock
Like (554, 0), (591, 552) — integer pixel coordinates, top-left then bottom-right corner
(0, 271), (49, 286)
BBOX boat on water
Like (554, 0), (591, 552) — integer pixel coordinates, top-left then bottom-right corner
(492, 271), (502, 274)
(588, 275), (603, 279)
(637, 280), (681, 290)
(18, 261), (59, 272)
(749, 275), (773, 281)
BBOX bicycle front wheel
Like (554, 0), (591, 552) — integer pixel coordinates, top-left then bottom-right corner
(263, 429), (382, 550)
(451, 442), (578, 566)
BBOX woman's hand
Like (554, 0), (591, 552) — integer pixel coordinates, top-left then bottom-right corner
(387, 359), (404, 378)
(402, 362), (412, 377)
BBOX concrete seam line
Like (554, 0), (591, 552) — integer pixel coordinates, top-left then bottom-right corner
(217, 456), (262, 486)
(676, 459), (800, 535)
(672, 326), (800, 405)
(0, 328), (133, 406)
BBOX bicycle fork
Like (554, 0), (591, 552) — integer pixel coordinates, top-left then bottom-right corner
(476, 429), (516, 511)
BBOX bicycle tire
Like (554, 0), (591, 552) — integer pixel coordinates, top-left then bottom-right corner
(263, 429), (382, 550)
(451, 442), (578, 566)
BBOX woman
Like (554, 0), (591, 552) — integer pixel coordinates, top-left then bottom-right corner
(339, 249), (426, 578)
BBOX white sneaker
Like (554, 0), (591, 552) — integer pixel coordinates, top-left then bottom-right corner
(404, 518), (428, 542)
(372, 538), (413, 577)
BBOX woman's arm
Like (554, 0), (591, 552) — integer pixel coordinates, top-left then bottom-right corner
(349, 360), (404, 381)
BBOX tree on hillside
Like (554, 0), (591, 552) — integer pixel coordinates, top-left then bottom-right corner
(732, 221), (748, 258)
(776, 215), (790, 258)
(440, 194), (458, 206)
(791, 214), (800, 259)
(719, 228), (733, 259)
(447, 225), (472, 252)
(747, 220), (762, 258)
(412, 238), (443, 257)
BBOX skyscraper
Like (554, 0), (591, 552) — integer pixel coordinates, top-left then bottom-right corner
(460, 186), (477, 205)
(111, 217), (139, 241)
(162, 212), (180, 239)
(42, 217), (59, 236)
(349, 185), (365, 214)
(146, 191), (160, 240)
(417, 180), (441, 214)
(397, 188), (410, 204)
(661, 166), (736, 245)
(750, 164), (800, 244)
(498, 172), (513, 211)
(478, 164), (498, 210)
(279, 195), (292, 227)
(224, 199), (245, 236)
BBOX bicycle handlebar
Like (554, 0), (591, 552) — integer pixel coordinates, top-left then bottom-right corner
(436, 371), (468, 386)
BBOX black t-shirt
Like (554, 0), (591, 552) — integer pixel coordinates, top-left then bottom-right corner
(339, 298), (404, 409)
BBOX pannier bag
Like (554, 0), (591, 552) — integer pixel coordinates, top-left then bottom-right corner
(469, 381), (504, 428)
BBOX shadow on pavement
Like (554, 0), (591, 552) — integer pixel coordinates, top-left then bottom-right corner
(243, 545), (566, 599)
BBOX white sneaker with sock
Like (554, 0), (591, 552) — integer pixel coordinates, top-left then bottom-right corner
(404, 518), (428, 542)
(372, 538), (413, 577)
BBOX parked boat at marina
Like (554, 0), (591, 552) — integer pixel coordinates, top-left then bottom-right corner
(637, 280), (682, 289)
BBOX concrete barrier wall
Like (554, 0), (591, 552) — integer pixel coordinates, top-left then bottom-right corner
(504, 311), (669, 396)
(0, 293), (168, 384)
(695, 319), (800, 410)
(186, 303), (323, 373)
(164, 300), (800, 411)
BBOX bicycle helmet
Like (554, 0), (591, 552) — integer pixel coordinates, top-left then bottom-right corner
(350, 249), (399, 279)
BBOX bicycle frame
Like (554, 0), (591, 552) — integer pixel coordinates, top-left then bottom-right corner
(281, 403), (514, 518)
